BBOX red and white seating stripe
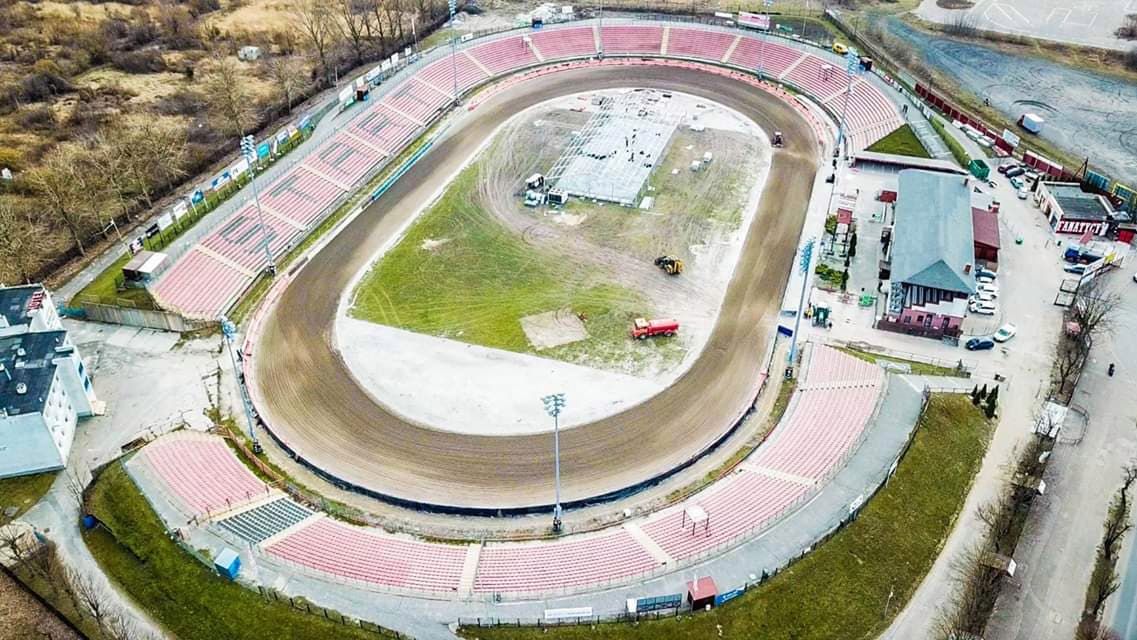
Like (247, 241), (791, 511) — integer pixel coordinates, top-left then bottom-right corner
(139, 432), (268, 516)
(265, 517), (467, 593)
(152, 25), (902, 320)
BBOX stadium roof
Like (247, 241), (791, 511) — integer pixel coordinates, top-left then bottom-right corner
(892, 170), (976, 295)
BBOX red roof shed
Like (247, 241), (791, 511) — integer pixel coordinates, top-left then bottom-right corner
(972, 207), (1000, 263)
(687, 576), (718, 610)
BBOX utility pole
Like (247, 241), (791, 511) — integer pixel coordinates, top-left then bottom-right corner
(542, 393), (567, 532)
(241, 135), (276, 274)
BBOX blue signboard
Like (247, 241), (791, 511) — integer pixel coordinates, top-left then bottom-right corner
(777, 324), (793, 337)
(257, 142), (271, 159)
(298, 114), (313, 130)
(190, 189), (204, 204)
(714, 587), (745, 607)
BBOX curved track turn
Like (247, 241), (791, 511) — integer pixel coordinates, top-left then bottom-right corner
(253, 65), (819, 511)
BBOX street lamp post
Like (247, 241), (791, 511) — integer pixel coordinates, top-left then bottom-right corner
(240, 135), (276, 274)
(221, 316), (262, 454)
(542, 393), (567, 532)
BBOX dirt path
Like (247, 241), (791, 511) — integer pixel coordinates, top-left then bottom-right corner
(252, 65), (818, 512)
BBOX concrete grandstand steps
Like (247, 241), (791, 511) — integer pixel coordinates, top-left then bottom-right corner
(740, 464), (817, 487)
(218, 497), (313, 543)
(458, 543), (481, 597)
(461, 49), (494, 78)
(721, 34), (741, 63)
(622, 522), (673, 566)
(777, 52), (808, 80)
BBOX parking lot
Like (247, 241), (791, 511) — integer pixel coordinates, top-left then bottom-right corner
(915, 0), (1133, 51)
(807, 155), (1074, 365)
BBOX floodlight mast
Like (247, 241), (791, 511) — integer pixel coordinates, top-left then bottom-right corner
(542, 393), (567, 532)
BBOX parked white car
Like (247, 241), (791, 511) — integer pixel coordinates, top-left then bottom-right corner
(993, 323), (1017, 343)
(977, 283), (999, 297)
(976, 273), (996, 284)
(969, 300), (997, 315)
(971, 291), (997, 303)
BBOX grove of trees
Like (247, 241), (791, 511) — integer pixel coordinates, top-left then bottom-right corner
(0, 0), (455, 288)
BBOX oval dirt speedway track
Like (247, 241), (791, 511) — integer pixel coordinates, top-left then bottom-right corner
(253, 64), (820, 513)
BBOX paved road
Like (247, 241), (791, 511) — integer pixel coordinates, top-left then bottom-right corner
(982, 267), (1137, 640)
(874, 144), (1071, 639)
(251, 65), (820, 512)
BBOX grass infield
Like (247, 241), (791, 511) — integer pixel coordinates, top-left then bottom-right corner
(865, 124), (932, 159)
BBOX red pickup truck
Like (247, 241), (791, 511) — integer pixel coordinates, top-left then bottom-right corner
(631, 318), (679, 340)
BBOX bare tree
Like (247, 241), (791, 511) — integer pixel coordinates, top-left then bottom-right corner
(27, 144), (98, 255)
(1053, 333), (1089, 399)
(1070, 279), (1123, 344)
(975, 486), (1016, 554)
(104, 609), (141, 640)
(115, 116), (189, 208)
(338, 0), (372, 66)
(366, 0), (389, 54)
(1116, 13), (1137, 39)
(67, 566), (112, 630)
(933, 543), (1002, 639)
(1083, 466), (1137, 627)
(199, 55), (258, 137)
(293, 0), (339, 84)
(87, 128), (138, 222)
(265, 55), (308, 114)
(0, 198), (37, 283)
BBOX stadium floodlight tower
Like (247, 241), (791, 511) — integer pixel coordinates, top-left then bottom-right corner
(757, 0), (773, 80)
(221, 316), (262, 454)
(448, 0), (460, 103)
(240, 135), (276, 274)
(788, 237), (815, 376)
(835, 50), (864, 158)
(542, 392), (567, 532)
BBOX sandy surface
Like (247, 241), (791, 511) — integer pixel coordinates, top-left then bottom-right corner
(333, 89), (771, 436)
(337, 317), (664, 434)
(251, 64), (818, 511)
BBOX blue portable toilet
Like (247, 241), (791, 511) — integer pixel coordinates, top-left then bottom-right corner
(213, 548), (241, 581)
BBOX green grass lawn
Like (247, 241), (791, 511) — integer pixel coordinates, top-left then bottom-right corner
(0, 471), (57, 525)
(837, 346), (967, 377)
(930, 117), (973, 168)
(69, 252), (157, 310)
(83, 461), (383, 640)
(866, 124), (932, 158)
(350, 161), (680, 372)
(461, 395), (991, 640)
